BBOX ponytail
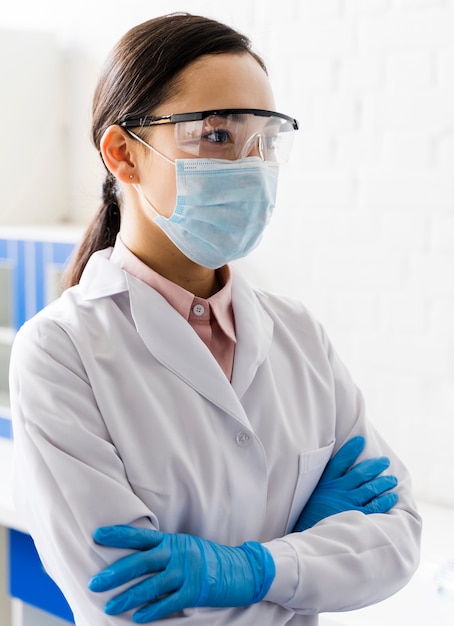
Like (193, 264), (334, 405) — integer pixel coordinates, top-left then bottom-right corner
(63, 172), (121, 288)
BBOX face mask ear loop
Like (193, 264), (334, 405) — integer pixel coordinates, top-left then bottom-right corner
(126, 129), (174, 219)
(132, 183), (161, 219)
(126, 129), (175, 165)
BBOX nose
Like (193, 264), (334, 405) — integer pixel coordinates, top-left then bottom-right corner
(243, 133), (266, 160)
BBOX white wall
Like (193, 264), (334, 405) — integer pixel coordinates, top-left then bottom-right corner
(0, 29), (68, 224)
(1, 0), (454, 507)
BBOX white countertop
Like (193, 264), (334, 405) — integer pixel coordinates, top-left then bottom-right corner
(0, 225), (83, 243)
(1, 436), (453, 624)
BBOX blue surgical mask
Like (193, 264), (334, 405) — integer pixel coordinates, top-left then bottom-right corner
(131, 135), (279, 269)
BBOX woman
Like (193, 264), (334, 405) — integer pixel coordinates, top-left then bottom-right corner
(10, 13), (421, 626)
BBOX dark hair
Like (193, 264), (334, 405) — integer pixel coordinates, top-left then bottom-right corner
(64, 13), (266, 287)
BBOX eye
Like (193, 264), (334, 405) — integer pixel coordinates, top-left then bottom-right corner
(202, 129), (233, 144)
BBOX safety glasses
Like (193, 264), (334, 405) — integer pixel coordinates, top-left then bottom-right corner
(120, 109), (299, 163)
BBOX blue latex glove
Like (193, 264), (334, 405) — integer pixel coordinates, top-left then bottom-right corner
(293, 436), (398, 532)
(89, 526), (275, 623)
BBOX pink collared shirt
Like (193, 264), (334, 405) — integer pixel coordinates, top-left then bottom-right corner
(110, 236), (236, 380)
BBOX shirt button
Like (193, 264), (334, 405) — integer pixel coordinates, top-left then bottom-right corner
(236, 430), (252, 447)
(192, 303), (205, 316)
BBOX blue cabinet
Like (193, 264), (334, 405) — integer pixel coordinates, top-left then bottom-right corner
(0, 229), (79, 624)
(9, 530), (74, 623)
(0, 232), (77, 440)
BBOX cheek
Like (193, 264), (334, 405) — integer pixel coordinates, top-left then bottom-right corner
(145, 161), (177, 218)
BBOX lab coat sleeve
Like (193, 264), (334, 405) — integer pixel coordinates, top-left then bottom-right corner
(10, 316), (156, 626)
(263, 325), (422, 615)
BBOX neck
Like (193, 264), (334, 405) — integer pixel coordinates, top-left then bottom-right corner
(120, 222), (221, 298)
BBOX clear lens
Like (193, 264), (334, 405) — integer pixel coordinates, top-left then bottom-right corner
(174, 113), (295, 163)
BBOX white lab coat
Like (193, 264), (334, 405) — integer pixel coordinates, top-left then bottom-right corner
(10, 248), (421, 626)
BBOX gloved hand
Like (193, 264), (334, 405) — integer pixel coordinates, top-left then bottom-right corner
(89, 526), (275, 623)
(293, 436), (398, 532)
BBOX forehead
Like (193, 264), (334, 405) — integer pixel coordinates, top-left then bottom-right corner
(157, 52), (276, 114)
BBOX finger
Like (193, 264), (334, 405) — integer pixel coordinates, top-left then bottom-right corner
(133, 589), (188, 623)
(353, 475), (398, 506)
(104, 570), (179, 615)
(322, 436), (366, 481)
(362, 491), (399, 514)
(94, 526), (164, 550)
(89, 548), (170, 592)
(336, 456), (391, 490)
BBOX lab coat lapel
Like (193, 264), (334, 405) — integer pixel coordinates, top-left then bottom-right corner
(230, 268), (274, 398)
(125, 273), (251, 427)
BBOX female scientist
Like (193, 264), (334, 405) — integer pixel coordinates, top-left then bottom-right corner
(10, 13), (421, 626)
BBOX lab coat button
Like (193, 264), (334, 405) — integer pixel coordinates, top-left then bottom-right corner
(236, 430), (252, 447)
(192, 303), (205, 316)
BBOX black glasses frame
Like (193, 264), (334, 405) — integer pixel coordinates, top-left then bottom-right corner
(120, 108), (299, 130)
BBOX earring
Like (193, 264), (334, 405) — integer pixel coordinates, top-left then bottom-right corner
(129, 174), (134, 179)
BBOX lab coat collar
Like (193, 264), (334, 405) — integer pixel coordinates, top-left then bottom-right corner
(79, 248), (128, 299)
(126, 272), (253, 427)
(230, 266), (274, 399)
(78, 250), (274, 425)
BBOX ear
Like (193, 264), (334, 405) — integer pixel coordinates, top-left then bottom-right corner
(100, 125), (140, 183)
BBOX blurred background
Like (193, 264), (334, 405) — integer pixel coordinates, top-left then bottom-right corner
(1, 1), (454, 624)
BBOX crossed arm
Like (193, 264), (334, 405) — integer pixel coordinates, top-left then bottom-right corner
(89, 436), (399, 623)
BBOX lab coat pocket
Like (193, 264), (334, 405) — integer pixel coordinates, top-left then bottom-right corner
(285, 439), (335, 534)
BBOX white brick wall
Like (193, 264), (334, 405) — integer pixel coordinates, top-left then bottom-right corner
(236, 0), (454, 507)
(2, 0), (454, 506)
